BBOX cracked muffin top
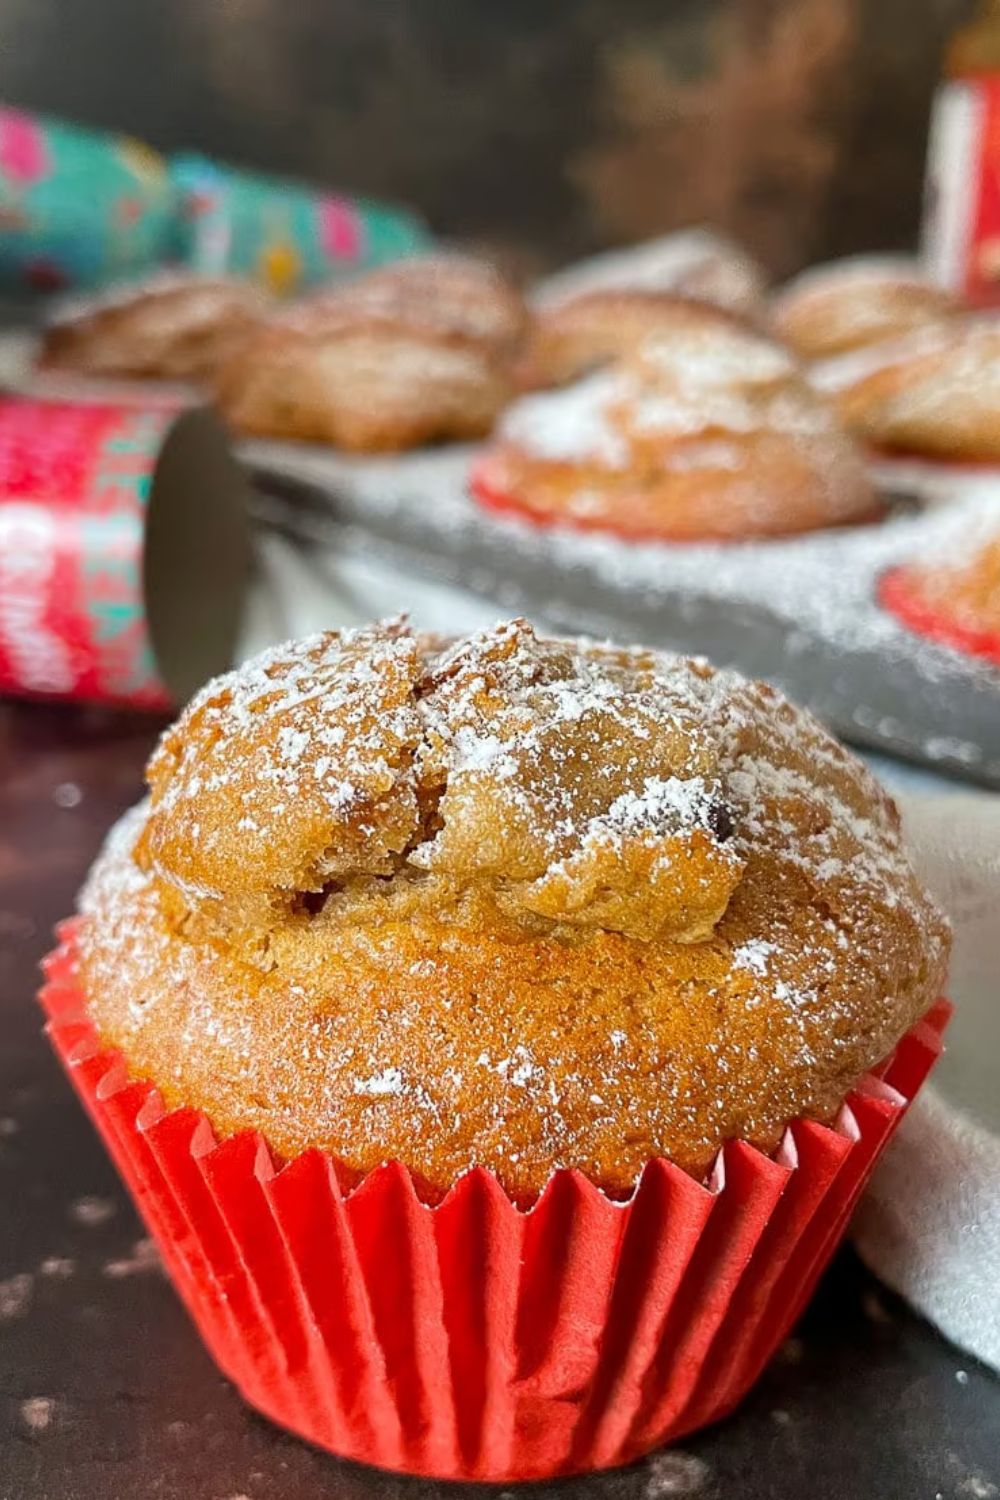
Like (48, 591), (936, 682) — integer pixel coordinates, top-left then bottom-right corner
(79, 619), (949, 1203)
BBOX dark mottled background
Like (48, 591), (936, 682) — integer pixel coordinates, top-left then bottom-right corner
(0, 0), (973, 276)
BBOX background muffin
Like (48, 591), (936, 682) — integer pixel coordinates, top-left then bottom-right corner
(518, 288), (753, 389)
(814, 319), (1000, 462)
(39, 271), (272, 382)
(881, 523), (1000, 664)
(534, 230), (767, 318)
(214, 255), (531, 449)
(474, 323), (877, 542)
(771, 256), (959, 362)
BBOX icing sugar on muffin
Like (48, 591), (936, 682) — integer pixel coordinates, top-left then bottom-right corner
(79, 618), (948, 1205)
(38, 271), (272, 382)
(518, 289), (753, 389)
(214, 256), (530, 451)
(535, 229), (767, 319)
(473, 321), (877, 541)
(771, 255), (959, 362)
(813, 317), (1000, 462)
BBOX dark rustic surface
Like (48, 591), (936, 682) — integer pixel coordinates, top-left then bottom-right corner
(1, 697), (998, 1500)
(0, 0), (973, 276)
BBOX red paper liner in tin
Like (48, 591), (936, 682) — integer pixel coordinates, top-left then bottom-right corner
(39, 920), (949, 1483)
(469, 456), (887, 547)
(879, 565), (1000, 668)
(469, 453), (678, 544)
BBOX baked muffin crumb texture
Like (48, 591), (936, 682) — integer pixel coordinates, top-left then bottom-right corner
(80, 619), (949, 1202)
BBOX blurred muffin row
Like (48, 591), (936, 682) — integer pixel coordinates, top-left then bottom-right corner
(37, 235), (1000, 485)
(31, 235), (1000, 653)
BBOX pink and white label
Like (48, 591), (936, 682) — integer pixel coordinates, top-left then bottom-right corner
(0, 398), (173, 708)
(924, 74), (1000, 305)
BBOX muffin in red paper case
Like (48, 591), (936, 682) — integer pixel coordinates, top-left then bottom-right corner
(471, 322), (877, 543)
(40, 619), (950, 1481)
(880, 525), (1000, 667)
(812, 316), (1000, 464)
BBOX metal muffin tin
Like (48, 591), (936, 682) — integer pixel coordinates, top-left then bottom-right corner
(246, 439), (1000, 789)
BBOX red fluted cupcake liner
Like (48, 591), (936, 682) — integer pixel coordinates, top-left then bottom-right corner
(39, 920), (949, 1482)
(468, 454), (676, 545)
(879, 565), (1000, 668)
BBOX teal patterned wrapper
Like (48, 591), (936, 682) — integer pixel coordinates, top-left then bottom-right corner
(0, 107), (174, 293)
(170, 153), (432, 293)
(0, 397), (250, 708)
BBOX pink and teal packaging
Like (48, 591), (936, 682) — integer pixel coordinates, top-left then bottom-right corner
(0, 107), (174, 292)
(169, 153), (431, 292)
(0, 106), (431, 296)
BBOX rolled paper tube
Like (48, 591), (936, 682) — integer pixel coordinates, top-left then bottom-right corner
(0, 396), (250, 708)
(169, 153), (432, 294)
(0, 106), (174, 293)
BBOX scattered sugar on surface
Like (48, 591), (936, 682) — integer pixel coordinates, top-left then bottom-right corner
(19, 1397), (55, 1433)
(38, 1256), (75, 1279)
(0, 1273), (33, 1320)
(643, 1450), (711, 1496)
(103, 1237), (161, 1278)
(70, 1195), (116, 1228)
(312, 445), (1000, 722)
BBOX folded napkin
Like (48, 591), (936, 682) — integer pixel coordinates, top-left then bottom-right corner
(853, 792), (1000, 1373)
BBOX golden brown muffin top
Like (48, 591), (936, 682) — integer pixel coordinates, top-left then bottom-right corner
(43, 271), (268, 341)
(265, 256), (530, 358)
(137, 618), (744, 943)
(517, 289), (754, 387)
(771, 257), (959, 361)
(489, 321), (875, 532)
(814, 318), (1000, 456)
(501, 322), (837, 463)
(81, 620), (949, 1202)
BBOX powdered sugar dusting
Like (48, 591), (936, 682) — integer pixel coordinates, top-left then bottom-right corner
(534, 228), (764, 314)
(811, 314), (1000, 394)
(354, 1067), (406, 1097)
(77, 615), (950, 1200)
(85, 619), (943, 979)
(44, 270), (267, 338)
(501, 322), (843, 477)
(500, 373), (629, 466)
(771, 254), (931, 311)
(733, 939), (777, 976)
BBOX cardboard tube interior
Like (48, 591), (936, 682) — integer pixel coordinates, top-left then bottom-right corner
(144, 408), (251, 705)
